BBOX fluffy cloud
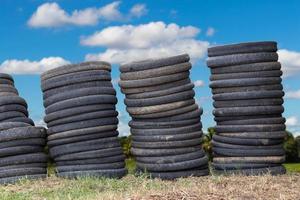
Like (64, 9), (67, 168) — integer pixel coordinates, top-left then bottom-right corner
(0, 57), (70, 74)
(285, 89), (300, 99)
(83, 21), (209, 64)
(286, 116), (299, 126)
(194, 80), (205, 87)
(206, 27), (215, 36)
(278, 49), (300, 78)
(28, 1), (146, 28)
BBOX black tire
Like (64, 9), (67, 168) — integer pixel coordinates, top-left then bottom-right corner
(47, 110), (118, 127)
(214, 114), (282, 122)
(47, 117), (118, 134)
(214, 147), (285, 157)
(57, 168), (127, 179)
(56, 162), (125, 173)
(0, 122), (31, 131)
(208, 41), (277, 57)
(129, 118), (200, 129)
(126, 83), (194, 99)
(55, 147), (123, 161)
(144, 168), (209, 180)
(213, 156), (285, 164)
(0, 73), (14, 81)
(44, 104), (116, 123)
(132, 138), (202, 149)
(0, 138), (46, 149)
(2, 117), (34, 125)
(0, 111), (27, 122)
(215, 124), (285, 133)
(43, 87), (116, 107)
(0, 96), (27, 108)
(207, 52), (278, 68)
(212, 135), (283, 146)
(0, 126), (46, 142)
(0, 79), (14, 85)
(49, 138), (120, 158)
(133, 107), (202, 122)
(131, 146), (202, 157)
(0, 167), (46, 179)
(212, 84), (283, 94)
(137, 157), (208, 172)
(211, 162), (279, 170)
(213, 99), (284, 108)
(121, 62), (191, 80)
(212, 165), (286, 175)
(119, 71), (189, 88)
(56, 154), (125, 165)
(0, 163), (47, 171)
(212, 140), (283, 149)
(0, 85), (18, 94)
(217, 117), (286, 125)
(42, 70), (110, 88)
(210, 70), (282, 81)
(131, 123), (202, 136)
(0, 104), (28, 116)
(47, 131), (118, 147)
(0, 174), (46, 185)
(42, 74), (111, 92)
(210, 77), (282, 88)
(216, 131), (286, 139)
(213, 106), (284, 117)
(0, 146), (44, 158)
(213, 91), (284, 101)
(120, 54), (189, 73)
(121, 78), (191, 95)
(125, 90), (194, 107)
(132, 131), (202, 142)
(43, 81), (113, 99)
(135, 150), (206, 164)
(0, 153), (48, 167)
(45, 95), (117, 114)
(41, 61), (111, 81)
(47, 125), (117, 140)
(127, 99), (195, 115)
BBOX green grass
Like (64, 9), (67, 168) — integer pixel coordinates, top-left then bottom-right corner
(284, 163), (300, 173)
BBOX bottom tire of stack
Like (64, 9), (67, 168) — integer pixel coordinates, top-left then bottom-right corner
(46, 117), (127, 179)
(130, 113), (209, 180)
(0, 122), (48, 184)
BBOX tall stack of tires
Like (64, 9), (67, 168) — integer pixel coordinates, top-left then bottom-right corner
(119, 54), (209, 179)
(41, 62), (126, 179)
(0, 73), (47, 184)
(207, 41), (286, 175)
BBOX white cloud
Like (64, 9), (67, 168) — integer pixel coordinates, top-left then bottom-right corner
(83, 21), (209, 64)
(206, 27), (215, 36)
(28, 2), (146, 28)
(194, 80), (205, 87)
(34, 119), (47, 127)
(278, 49), (300, 78)
(129, 4), (147, 17)
(0, 57), (70, 74)
(286, 116), (298, 126)
(285, 89), (300, 99)
(118, 120), (130, 136)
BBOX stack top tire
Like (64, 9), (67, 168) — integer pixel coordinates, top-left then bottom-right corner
(41, 61), (112, 81)
(208, 41), (277, 57)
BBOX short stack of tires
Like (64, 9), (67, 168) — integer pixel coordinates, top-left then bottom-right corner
(0, 73), (47, 184)
(41, 62), (126, 179)
(119, 54), (209, 179)
(207, 41), (286, 175)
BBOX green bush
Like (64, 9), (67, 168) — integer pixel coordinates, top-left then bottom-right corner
(284, 131), (299, 162)
(119, 135), (132, 158)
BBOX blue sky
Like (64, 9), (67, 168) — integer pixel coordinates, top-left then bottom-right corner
(0, 0), (300, 136)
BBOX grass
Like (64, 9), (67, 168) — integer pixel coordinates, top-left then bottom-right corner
(284, 163), (300, 173)
(0, 160), (299, 200)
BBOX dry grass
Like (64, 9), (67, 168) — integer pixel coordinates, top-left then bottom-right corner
(0, 173), (299, 200)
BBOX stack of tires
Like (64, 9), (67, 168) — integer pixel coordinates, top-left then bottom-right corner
(0, 73), (47, 184)
(207, 41), (286, 175)
(41, 62), (126, 179)
(119, 54), (209, 179)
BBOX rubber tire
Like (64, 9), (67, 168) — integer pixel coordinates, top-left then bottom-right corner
(210, 70), (282, 81)
(131, 146), (202, 157)
(212, 84), (283, 95)
(56, 162), (125, 173)
(212, 135), (283, 146)
(57, 168), (127, 179)
(213, 98), (284, 108)
(213, 106), (284, 117)
(213, 90), (284, 101)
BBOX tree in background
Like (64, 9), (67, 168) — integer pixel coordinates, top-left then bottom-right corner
(119, 135), (132, 158)
(284, 131), (300, 162)
(202, 127), (215, 161)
